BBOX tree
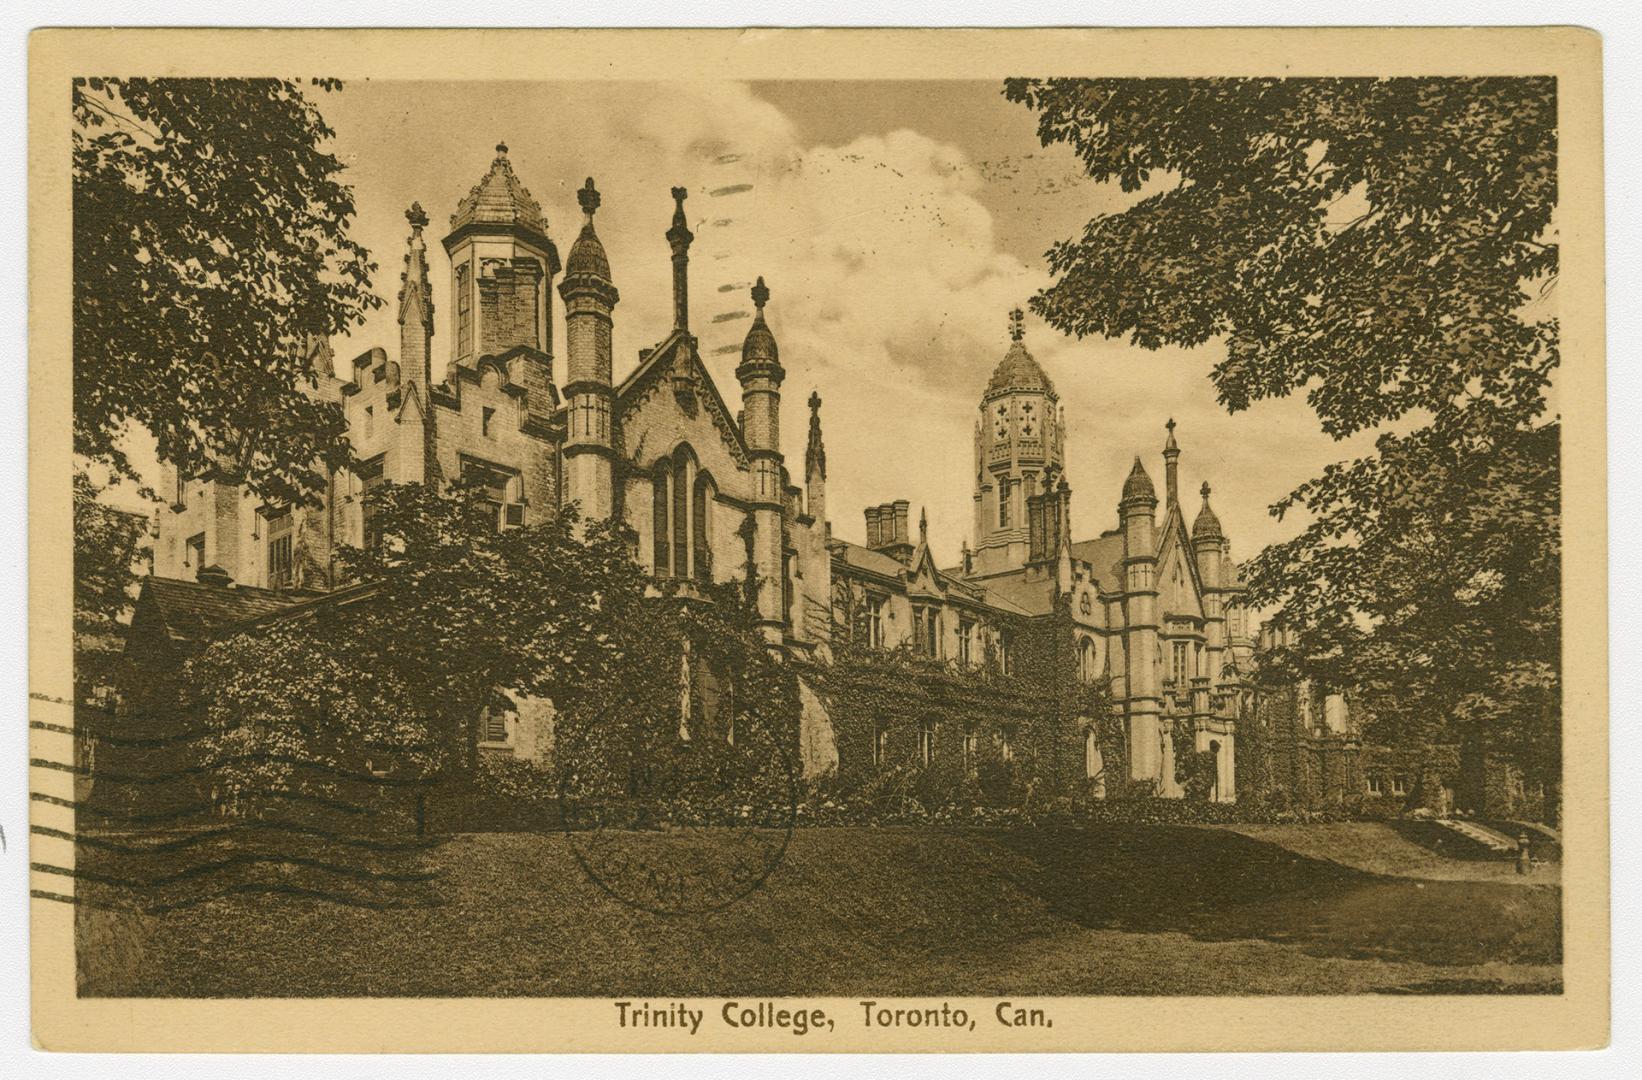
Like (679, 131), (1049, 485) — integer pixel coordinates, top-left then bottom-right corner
(73, 77), (379, 505)
(1004, 78), (1560, 790)
(73, 469), (148, 701)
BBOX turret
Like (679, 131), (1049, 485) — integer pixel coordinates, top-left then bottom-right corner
(1193, 480), (1228, 684)
(972, 308), (1062, 574)
(558, 177), (620, 522)
(397, 203), (434, 393)
(443, 142), (559, 370)
(1120, 455), (1163, 785)
(739, 277), (786, 641)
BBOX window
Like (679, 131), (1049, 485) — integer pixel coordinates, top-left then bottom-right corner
(957, 618), (975, 667)
(364, 405), (374, 437)
(482, 406), (495, 437)
(867, 596), (887, 648)
(873, 720), (889, 767)
(671, 446), (691, 578)
(1170, 640), (1190, 686)
(962, 726), (978, 772)
(481, 707), (509, 744)
(1085, 729), (1103, 779)
(357, 456), (385, 549)
(173, 471), (188, 509)
(266, 510), (293, 588)
(919, 718), (936, 766)
(1080, 637), (1099, 683)
(913, 605), (939, 657)
(692, 473), (713, 583)
(456, 262), (472, 357)
(997, 629), (1013, 675)
(1367, 773), (1384, 796)
(998, 478), (1012, 527)
(462, 460), (517, 531)
(652, 461), (670, 574)
(999, 727), (1015, 763)
(185, 533), (205, 578)
(1390, 772), (1410, 797)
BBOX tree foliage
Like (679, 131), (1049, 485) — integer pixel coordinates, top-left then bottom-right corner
(1004, 77), (1560, 780)
(73, 469), (149, 698)
(73, 77), (379, 505)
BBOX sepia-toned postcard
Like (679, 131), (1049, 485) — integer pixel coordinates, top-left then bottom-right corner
(28, 26), (1607, 1053)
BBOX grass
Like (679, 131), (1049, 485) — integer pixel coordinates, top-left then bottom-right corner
(76, 824), (1562, 997)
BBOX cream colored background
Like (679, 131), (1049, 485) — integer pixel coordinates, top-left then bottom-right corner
(27, 26), (1607, 1053)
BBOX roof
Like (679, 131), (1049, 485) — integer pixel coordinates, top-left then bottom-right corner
(834, 540), (908, 581)
(565, 222), (611, 279)
(1070, 532), (1128, 593)
(131, 577), (308, 644)
(449, 143), (551, 240)
(1192, 502), (1224, 541)
(984, 340), (1056, 399)
(1121, 457), (1157, 504)
(740, 277), (779, 370)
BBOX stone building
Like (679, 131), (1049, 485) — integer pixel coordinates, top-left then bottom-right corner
(139, 144), (1260, 802)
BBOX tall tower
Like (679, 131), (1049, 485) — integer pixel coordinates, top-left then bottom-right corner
(442, 142), (561, 370)
(739, 277), (787, 643)
(1121, 457), (1163, 785)
(559, 178), (620, 523)
(971, 309), (1064, 575)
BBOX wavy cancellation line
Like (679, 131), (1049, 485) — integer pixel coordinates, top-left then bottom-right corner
(32, 789), (381, 823)
(33, 822), (447, 854)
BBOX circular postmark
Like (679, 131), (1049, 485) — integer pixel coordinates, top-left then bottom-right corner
(557, 720), (797, 916)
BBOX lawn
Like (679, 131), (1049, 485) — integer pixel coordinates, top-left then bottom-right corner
(76, 824), (1562, 997)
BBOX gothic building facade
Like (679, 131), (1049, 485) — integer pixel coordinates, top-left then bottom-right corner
(142, 144), (1259, 801)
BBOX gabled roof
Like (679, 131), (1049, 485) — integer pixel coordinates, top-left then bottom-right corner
(129, 577), (308, 645)
(615, 330), (751, 469)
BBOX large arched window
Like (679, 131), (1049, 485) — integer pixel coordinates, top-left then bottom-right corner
(1079, 636), (1099, 683)
(671, 445), (692, 577)
(692, 471), (715, 583)
(651, 459), (671, 574)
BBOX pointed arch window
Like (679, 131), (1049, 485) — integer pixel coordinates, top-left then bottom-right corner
(455, 262), (472, 359)
(652, 460), (671, 574)
(692, 471), (714, 583)
(671, 445), (693, 578)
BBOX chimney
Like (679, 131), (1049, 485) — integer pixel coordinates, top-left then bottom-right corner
(666, 186), (692, 331)
(865, 506), (881, 548)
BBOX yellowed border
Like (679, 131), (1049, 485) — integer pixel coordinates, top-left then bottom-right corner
(28, 26), (1607, 1052)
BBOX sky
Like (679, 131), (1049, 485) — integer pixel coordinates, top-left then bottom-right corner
(122, 78), (1386, 568)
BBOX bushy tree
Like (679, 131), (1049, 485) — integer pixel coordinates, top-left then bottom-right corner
(1004, 77), (1560, 788)
(73, 77), (378, 505)
(73, 469), (148, 700)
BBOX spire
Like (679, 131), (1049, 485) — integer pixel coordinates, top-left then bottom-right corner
(1122, 455), (1157, 508)
(565, 178), (614, 285)
(666, 186), (693, 331)
(919, 506), (929, 546)
(806, 390), (826, 480)
(1163, 417), (1181, 507)
(1193, 480), (1224, 541)
(397, 202), (433, 388)
(740, 276), (780, 370)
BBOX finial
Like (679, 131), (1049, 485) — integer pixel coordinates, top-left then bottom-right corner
(1164, 416), (1179, 452)
(1201, 481), (1212, 503)
(919, 507), (929, 544)
(495, 141), (509, 157)
(808, 390), (821, 414)
(406, 202), (428, 230)
(751, 276), (769, 311)
(670, 186), (688, 226)
(578, 177), (601, 218)
(1009, 307), (1025, 342)
(1166, 417), (1176, 434)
